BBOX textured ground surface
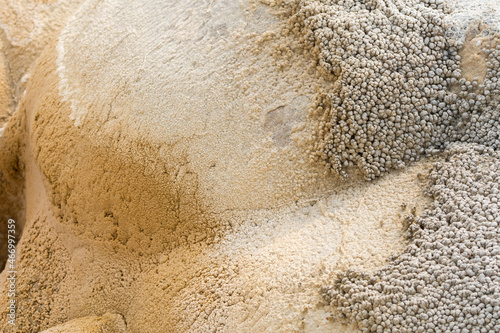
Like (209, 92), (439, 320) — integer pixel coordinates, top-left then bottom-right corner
(0, 0), (498, 332)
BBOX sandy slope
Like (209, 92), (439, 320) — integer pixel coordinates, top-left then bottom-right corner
(0, 0), (436, 332)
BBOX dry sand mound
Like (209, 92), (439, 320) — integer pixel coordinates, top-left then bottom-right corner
(0, 0), (498, 332)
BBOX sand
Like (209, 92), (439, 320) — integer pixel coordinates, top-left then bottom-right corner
(0, 0), (494, 332)
(0, 39), (10, 128)
(40, 313), (126, 333)
(0, 0), (84, 110)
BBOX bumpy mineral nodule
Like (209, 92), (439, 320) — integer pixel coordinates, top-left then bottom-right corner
(275, 0), (500, 180)
(273, 0), (500, 332)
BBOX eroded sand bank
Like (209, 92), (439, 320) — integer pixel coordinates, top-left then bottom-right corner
(0, 0), (499, 332)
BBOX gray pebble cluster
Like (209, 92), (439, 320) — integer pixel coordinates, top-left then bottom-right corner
(322, 144), (500, 333)
(275, 0), (500, 331)
(285, 0), (500, 179)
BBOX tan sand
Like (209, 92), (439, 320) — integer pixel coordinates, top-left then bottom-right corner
(0, 39), (10, 128)
(459, 22), (500, 84)
(0, 0), (84, 106)
(0, 0), (437, 332)
(40, 313), (126, 333)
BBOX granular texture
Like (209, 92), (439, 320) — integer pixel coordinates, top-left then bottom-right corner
(273, 0), (500, 179)
(323, 144), (500, 333)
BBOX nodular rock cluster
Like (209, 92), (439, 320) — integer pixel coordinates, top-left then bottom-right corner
(277, 0), (500, 179)
(323, 144), (500, 333)
(271, 0), (500, 332)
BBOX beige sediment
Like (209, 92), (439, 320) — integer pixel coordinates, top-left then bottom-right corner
(40, 313), (127, 333)
(0, 0), (85, 111)
(459, 21), (500, 84)
(0, 40), (10, 128)
(0, 0), (437, 331)
(0, 32), (433, 332)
